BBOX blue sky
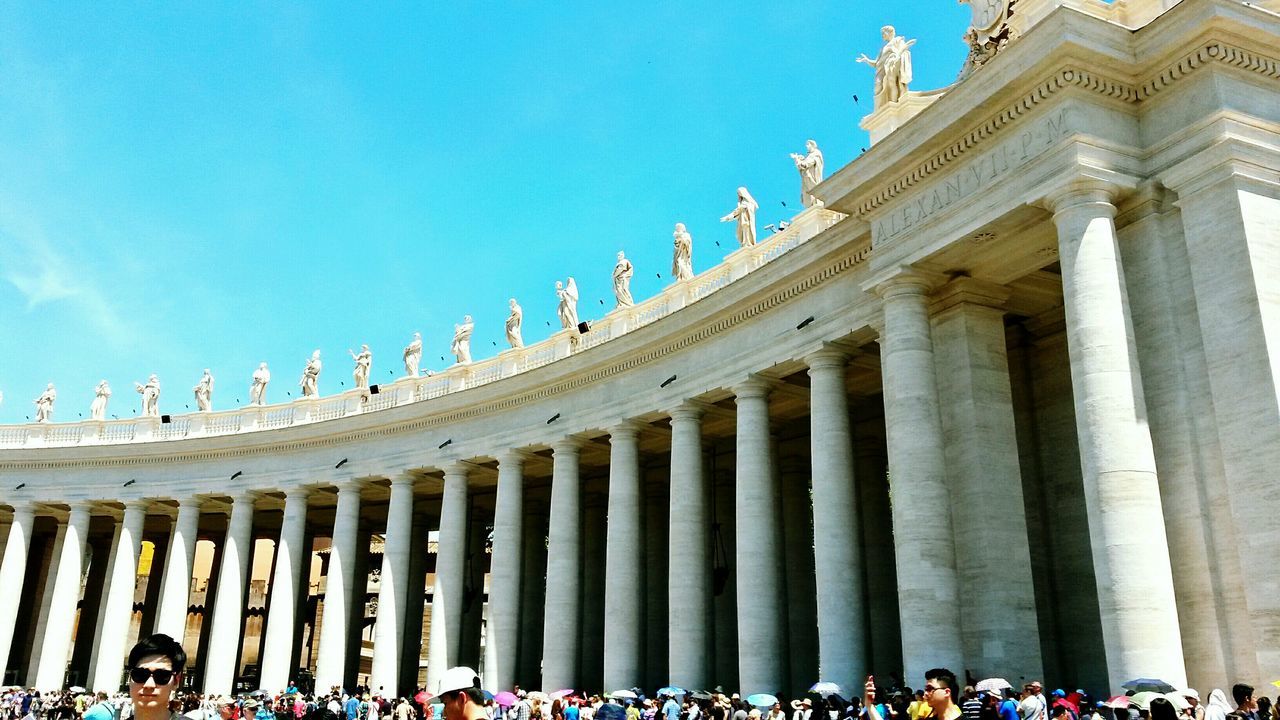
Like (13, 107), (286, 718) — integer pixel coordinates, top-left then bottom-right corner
(0, 1), (969, 422)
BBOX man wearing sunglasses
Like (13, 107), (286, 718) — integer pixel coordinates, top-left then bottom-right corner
(922, 669), (962, 720)
(126, 634), (186, 720)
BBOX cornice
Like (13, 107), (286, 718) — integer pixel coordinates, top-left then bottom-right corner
(0, 234), (875, 473)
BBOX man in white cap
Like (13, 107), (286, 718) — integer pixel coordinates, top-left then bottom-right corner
(437, 667), (486, 720)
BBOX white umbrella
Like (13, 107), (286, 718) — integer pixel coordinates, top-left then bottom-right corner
(610, 691), (639, 700)
(809, 683), (841, 698)
(69, 687), (86, 694)
(975, 679), (1012, 694)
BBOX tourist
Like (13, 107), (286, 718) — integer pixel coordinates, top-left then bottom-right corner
(961, 689), (982, 720)
(1020, 687), (1047, 720)
(922, 669), (961, 720)
(1230, 686), (1258, 720)
(909, 692), (932, 720)
(126, 634), (187, 720)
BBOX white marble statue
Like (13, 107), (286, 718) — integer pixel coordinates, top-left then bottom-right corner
(250, 362), (271, 405)
(673, 223), (694, 281)
(556, 277), (580, 331)
(134, 374), (161, 417)
(720, 186), (759, 248)
(613, 251), (635, 307)
(857, 25), (916, 107)
(34, 383), (56, 422)
(193, 369), (214, 412)
(452, 315), (475, 364)
(349, 345), (372, 389)
(791, 139), (825, 208)
(403, 332), (423, 377)
(91, 380), (111, 421)
(506, 299), (524, 349)
(300, 350), (322, 398)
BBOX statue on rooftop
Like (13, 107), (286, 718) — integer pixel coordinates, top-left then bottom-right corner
(791, 139), (825, 208)
(720, 187), (759, 248)
(300, 350), (322, 398)
(452, 315), (475, 364)
(34, 383), (56, 422)
(613, 251), (635, 308)
(349, 345), (372, 389)
(857, 25), (916, 107)
(91, 381), (111, 421)
(134, 374), (161, 417)
(193, 369), (214, 412)
(404, 332), (423, 377)
(506, 299), (524, 349)
(251, 362), (271, 405)
(557, 278), (580, 331)
(672, 223), (694, 281)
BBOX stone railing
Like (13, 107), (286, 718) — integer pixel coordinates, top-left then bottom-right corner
(0, 206), (843, 449)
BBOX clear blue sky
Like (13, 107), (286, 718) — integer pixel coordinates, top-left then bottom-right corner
(0, 1), (969, 422)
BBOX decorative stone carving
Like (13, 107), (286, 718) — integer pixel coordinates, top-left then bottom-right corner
(963, 0), (1012, 43)
(33, 383), (55, 422)
(403, 333), (423, 378)
(193, 369), (214, 412)
(506, 299), (524, 349)
(91, 381), (111, 421)
(134, 375), (161, 417)
(557, 278), (580, 331)
(349, 345), (372, 389)
(672, 223), (694, 281)
(452, 316), (475, 364)
(613, 251), (635, 308)
(791, 139), (825, 208)
(857, 25), (916, 107)
(958, 0), (1017, 79)
(300, 350), (322, 398)
(720, 187), (759, 248)
(250, 363), (271, 405)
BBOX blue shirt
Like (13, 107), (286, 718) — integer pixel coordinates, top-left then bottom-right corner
(346, 697), (361, 720)
(567, 707), (581, 720)
(664, 700), (681, 720)
(1000, 700), (1021, 720)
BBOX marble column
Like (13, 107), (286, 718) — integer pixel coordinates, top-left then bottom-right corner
(603, 422), (644, 691)
(805, 349), (867, 691)
(518, 498), (548, 688)
(485, 450), (527, 692)
(426, 463), (470, 691)
(203, 493), (257, 696)
(930, 282), (1044, 680)
(874, 271), (964, 682)
(541, 437), (583, 690)
(34, 502), (92, 690)
(315, 479), (363, 692)
(91, 501), (147, 692)
(155, 497), (201, 643)
(259, 487), (311, 693)
(1047, 183), (1186, 689)
(370, 475), (416, 695)
(579, 491), (607, 692)
(667, 404), (711, 690)
(26, 522), (67, 686)
(733, 377), (785, 695)
(0, 502), (36, 681)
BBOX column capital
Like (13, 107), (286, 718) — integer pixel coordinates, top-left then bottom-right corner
(389, 472), (418, 489)
(1039, 178), (1121, 218)
(442, 461), (474, 479)
(3, 500), (37, 516)
(122, 498), (152, 514)
(607, 419), (647, 441)
(550, 436), (584, 455)
(283, 485), (312, 503)
(667, 399), (712, 424)
(868, 267), (946, 300)
(929, 276), (1012, 316)
(332, 476), (367, 494)
(804, 346), (850, 374)
(733, 374), (777, 402)
(497, 448), (535, 467)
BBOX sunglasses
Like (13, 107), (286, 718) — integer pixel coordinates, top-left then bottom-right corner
(129, 667), (176, 685)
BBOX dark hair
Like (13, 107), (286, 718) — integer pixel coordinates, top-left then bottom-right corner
(1232, 685), (1254, 707)
(1148, 699), (1177, 720)
(925, 669), (959, 697)
(1051, 708), (1071, 720)
(127, 633), (187, 674)
(445, 688), (486, 706)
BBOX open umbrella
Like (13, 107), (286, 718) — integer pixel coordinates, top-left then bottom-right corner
(691, 691), (712, 701)
(69, 687), (86, 694)
(1103, 696), (1130, 710)
(415, 691), (433, 705)
(747, 694), (779, 709)
(527, 692), (549, 702)
(1127, 692), (1162, 710)
(484, 691), (496, 702)
(810, 684), (841, 698)
(658, 688), (686, 698)
(495, 692), (519, 707)
(975, 679), (1012, 694)
(598, 705), (627, 720)
(550, 689), (575, 701)
(609, 691), (638, 700)
(1122, 680), (1176, 694)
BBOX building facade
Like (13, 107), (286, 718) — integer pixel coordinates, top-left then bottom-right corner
(2, 0), (1279, 700)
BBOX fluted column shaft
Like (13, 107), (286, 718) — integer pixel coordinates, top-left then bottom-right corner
(204, 493), (257, 696)
(877, 273), (964, 681)
(603, 422), (644, 691)
(315, 480), (363, 692)
(0, 503), (36, 678)
(426, 464), (470, 691)
(485, 451), (526, 692)
(370, 475), (416, 695)
(34, 502), (92, 690)
(806, 350), (867, 692)
(155, 498), (201, 642)
(259, 487), (311, 693)
(734, 379), (785, 695)
(92, 501), (148, 692)
(1049, 185), (1185, 688)
(668, 405), (711, 690)
(541, 438), (583, 690)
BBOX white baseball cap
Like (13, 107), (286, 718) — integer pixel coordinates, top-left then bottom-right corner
(437, 666), (480, 697)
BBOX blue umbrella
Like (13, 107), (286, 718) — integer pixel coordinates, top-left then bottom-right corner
(747, 694), (779, 708)
(658, 687), (686, 698)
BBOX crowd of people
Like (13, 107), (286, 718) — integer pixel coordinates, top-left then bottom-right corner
(3, 636), (1276, 720)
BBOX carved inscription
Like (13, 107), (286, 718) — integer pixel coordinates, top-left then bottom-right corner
(872, 108), (1071, 244)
